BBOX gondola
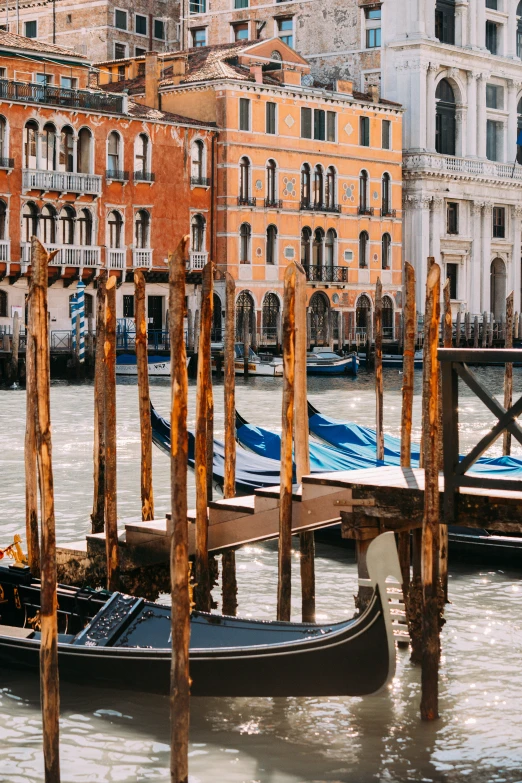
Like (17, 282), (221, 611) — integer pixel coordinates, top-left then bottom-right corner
(0, 533), (400, 697)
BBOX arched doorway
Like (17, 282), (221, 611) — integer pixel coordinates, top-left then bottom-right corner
(212, 293), (222, 342)
(309, 291), (330, 346)
(490, 258), (506, 321)
(435, 78), (456, 156)
(262, 292), (280, 344)
(236, 290), (255, 341)
(356, 294), (372, 337)
(382, 295), (394, 339)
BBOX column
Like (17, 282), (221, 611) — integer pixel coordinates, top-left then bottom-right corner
(513, 206), (522, 312)
(406, 195), (431, 312)
(410, 0), (427, 38)
(425, 0), (435, 38)
(456, 106), (466, 158)
(477, 74), (487, 159)
(476, 0), (486, 49)
(410, 62), (429, 150)
(429, 197), (444, 261)
(481, 202), (493, 312)
(469, 201), (482, 313)
(72, 135), (78, 174)
(467, 0), (477, 48)
(507, 0), (518, 59)
(455, 0), (467, 47)
(426, 64), (438, 151)
(466, 71), (478, 156)
(507, 79), (519, 163)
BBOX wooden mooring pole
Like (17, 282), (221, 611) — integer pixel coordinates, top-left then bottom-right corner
(421, 260), (441, 721)
(440, 280), (452, 603)
(135, 269), (154, 521)
(25, 277), (40, 575)
(194, 262), (212, 612)
(168, 236), (191, 783)
(222, 271), (238, 616)
(375, 277), (384, 462)
(295, 262), (315, 623)
(503, 291), (514, 456)
(91, 269), (107, 534)
(31, 237), (60, 782)
(104, 275), (119, 591)
(277, 264), (296, 622)
(10, 310), (19, 383)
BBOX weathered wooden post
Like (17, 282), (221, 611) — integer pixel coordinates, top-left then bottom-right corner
(168, 235), (190, 783)
(87, 313), (94, 365)
(455, 310), (461, 347)
(473, 315), (479, 348)
(206, 355), (214, 503)
(465, 311), (470, 345)
(488, 312), (494, 347)
(10, 310), (20, 383)
(222, 272), (238, 616)
(242, 314), (249, 379)
(91, 270), (107, 534)
(482, 311), (487, 348)
(375, 277), (384, 461)
(104, 275), (119, 591)
(194, 262), (212, 612)
(514, 311), (519, 343)
(278, 264), (296, 622)
(440, 280), (452, 603)
(134, 269), (154, 521)
(503, 291), (514, 456)
(25, 278), (40, 576)
(421, 260), (441, 722)
(295, 262), (315, 623)
(187, 308), (194, 353)
(31, 237), (60, 782)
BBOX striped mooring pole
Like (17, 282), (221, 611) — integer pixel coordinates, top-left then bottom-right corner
(71, 294), (78, 354)
(76, 280), (86, 364)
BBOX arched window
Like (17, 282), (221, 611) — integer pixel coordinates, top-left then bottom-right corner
(382, 232), (391, 269)
(359, 230), (369, 268)
(60, 126), (74, 172)
(313, 227), (324, 267)
(266, 224), (277, 265)
(435, 78), (456, 156)
(382, 173), (391, 215)
(212, 292), (222, 341)
(0, 116), (7, 160)
(135, 133), (149, 177)
(108, 210), (123, 248)
(135, 209), (150, 248)
(191, 214), (205, 252)
(301, 163), (311, 207)
(24, 121), (38, 169)
(191, 139), (205, 182)
(313, 165), (324, 207)
(0, 289), (7, 317)
(239, 156), (250, 202)
(325, 167), (336, 209)
(78, 208), (92, 246)
(359, 170), (369, 213)
(325, 228), (336, 269)
(382, 295), (394, 338)
(309, 291), (330, 345)
(23, 202), (38, 242)
(356, 293), (371, 331)
(266, 159), (277, 204)
(42, 123), (57, 171)
(77, 128), (92, 174)
(262, 292), (280, 335)
(107, 131), (121, 174)
(518, 1), (522, 58)
(236, 290), (255, 338)
(0, 200), (6, 241)
(491, 258), (507, 320)
(301, 226), (312, 266)
(41, 205), (56, 244)
(59, 206), (75, 245)
(239, 222), (251, 263)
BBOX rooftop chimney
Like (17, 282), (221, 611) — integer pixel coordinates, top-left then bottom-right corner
(249, 65), (263, 84)
(145, 51), (159, 110)
(171, 56), (187, 85)
(368, 84), (379, 102)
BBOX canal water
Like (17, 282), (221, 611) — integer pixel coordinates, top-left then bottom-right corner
(1, 368), (522, 782)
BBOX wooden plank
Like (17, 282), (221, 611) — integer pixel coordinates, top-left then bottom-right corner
(438, 348), (522, 363)
(134, 269), (154, 521)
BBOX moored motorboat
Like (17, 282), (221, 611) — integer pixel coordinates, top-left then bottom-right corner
(0, 534), (401, 697)
(306, 349), (359, 376)
(212, 344), (283, 377)
(357, 351), (423, 369)
(116, 353), (171, 376)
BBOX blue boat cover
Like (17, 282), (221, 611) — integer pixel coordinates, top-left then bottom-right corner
(117, 354), (168, 365)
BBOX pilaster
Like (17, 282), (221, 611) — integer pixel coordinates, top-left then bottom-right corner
(513, 205), (522, 311)
(481, 202), (493, 313)
(466, 71), (478, 157)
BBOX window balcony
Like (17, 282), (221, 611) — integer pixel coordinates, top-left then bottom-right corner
(264, 197), (283, 209)
(403, 151), (522, 183)
(23, 169), (103, 196)
(380, 208), (397, 218)
(300, 200), (341, 213)
(0, 78), (124, 114)
(188, 251), (208, 270)
(0, 239), (9, 261)
(303, 264), (348, 283)
(237, 196), (257, 207)
(107, 249), (126, 269)
(358, 206), (374, 216)
(20, 242), (101, 267)
(191, 176), (211, 187)
(133, 248), (153, 268)
(0, 158), (13, 170)
(106, 170), (129, 182)
(133, 171), (155, 183)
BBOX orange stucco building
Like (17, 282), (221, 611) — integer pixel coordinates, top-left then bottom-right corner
(97, 38), (403, 345)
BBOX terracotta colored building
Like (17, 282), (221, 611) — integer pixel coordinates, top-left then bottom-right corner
(97, 38), (403, 345)
(0, 30), (215, 340)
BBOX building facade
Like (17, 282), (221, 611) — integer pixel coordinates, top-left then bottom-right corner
(0, 30), (215, 340)
(97, 39), (404, 345)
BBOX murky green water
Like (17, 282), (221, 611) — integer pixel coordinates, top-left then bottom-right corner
(1, 368), (522, 782)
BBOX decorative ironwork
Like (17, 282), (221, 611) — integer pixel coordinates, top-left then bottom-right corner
(300, 200), (341, 213)
(0, 78), (124, 114)
(380, 208), (397, 218)
(264, 198), (283, 209)
(303, 265), (348, 283)
(191, 176), (211, 187)
(358, 206), (375, 216)
(106, 170), (129, 182)
(134, 171), (156, 182)
(237, 196), (257, 207)
(0, 157), (13, 169)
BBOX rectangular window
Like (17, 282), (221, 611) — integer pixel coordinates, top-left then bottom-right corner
(493, 206), (506, 238)
(435, 1), (455, 44)
(365, 8), (381, 19)
(266, 102), (276, 134)
(115, 9), (127, 29)
(360, 116), (370, 146)
(486, 119), (502, 161)
(446, 264), (458, 300)
(192, 27), (207, 46)
(232, 22), (249, 40)
(486, 83), (504, 109)
(486, 20), (498, 54)
(36, 73), (53, 85)
(382, 119), (391, 149)
(301, 107), (312, 139)
(366, 27), (381, 48)
(190, 0), (206, 12)
(327, 111), (336, 142)
(123, 295), (135, 318)
(114, 43), (127, 60)
(314, 109), (325, 141)
(239, 97), (251, 131)
(24, 20), (37, 37)
(60, 76), (78, 89)
(235, 0), (248, 7)
(135, 48), (147, 59)
(154, 19), (165, 39)
(135, 13), (147, 34)
(277, 17), (293, 47)
(486, 0), (498, 8)
(447, 202), (459, 235)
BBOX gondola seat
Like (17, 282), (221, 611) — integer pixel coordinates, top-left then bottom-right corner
(0, 625), (34, 639)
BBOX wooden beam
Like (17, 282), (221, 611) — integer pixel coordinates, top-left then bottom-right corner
(222, 271), (238, 617)
(134, 269), (154, 521)
(91, 270), (107, 534)
(104, 275), (119, 591)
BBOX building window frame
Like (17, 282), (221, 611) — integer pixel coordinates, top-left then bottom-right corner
(239, 97), (251, 132)
(24, 20), (37, 38)
(134, 13), (147, 35)
(192, 27), (207, 46)
(493, 206), (506, 238)
(266, 101), (277, 135)
(447, 201), (459, 235)
(114, 8), (128, 30)
(360, 116), (370, 147)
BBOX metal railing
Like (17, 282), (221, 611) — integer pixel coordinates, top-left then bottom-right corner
(0, 157), (13, 169)
(23, 169), (102, 195)
(0, 239), (9, 261)
(107, 249), (126, 269)
(21, 242), (101, 267)
(188, 251), (208, 270)
(106, 170), (129, 182)
(191, 176), (211, 187)
(0, 78), (124, 114)
(116, 325), (171, 350)
(264, 197), (283, 209)
(303, 264), (349, 283)
(300, 200), (341, 213)
(133, 249), (153, 268)
(237, 196), (257, 207)
(51, 331), (73, 351)
(380, 208), (397, 218)
(358, 206), (374, 216)
(133, 171), (155, 183)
